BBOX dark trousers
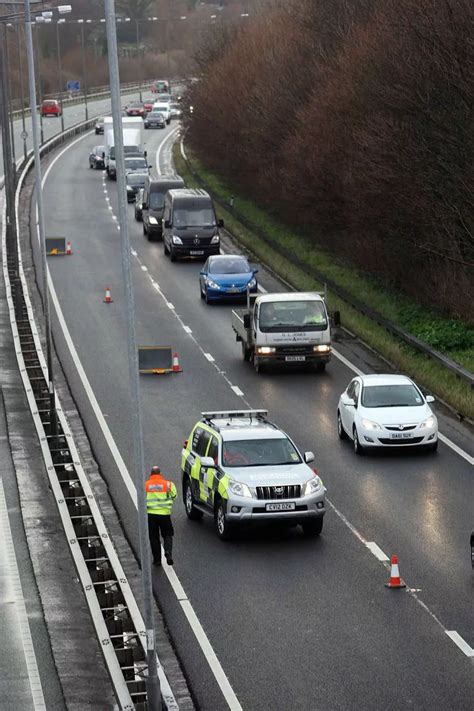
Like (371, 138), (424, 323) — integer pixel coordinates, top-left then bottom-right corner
(148, 514), (174, 562)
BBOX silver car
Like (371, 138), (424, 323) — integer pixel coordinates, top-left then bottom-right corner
(181, 410), (326, 540)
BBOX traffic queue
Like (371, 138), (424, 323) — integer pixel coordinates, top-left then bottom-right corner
(85, 82), (440, 543)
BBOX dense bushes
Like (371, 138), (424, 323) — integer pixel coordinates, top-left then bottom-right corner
(186, 0), (474, 323)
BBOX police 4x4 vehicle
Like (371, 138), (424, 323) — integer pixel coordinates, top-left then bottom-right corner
(181, 410), (326, 540)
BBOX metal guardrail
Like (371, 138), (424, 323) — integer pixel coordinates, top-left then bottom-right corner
(182, 150), (474, 390)
(9, 79), (148, 119)
(2, 115), (179, 710)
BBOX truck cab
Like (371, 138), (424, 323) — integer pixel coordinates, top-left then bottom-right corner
(232, 292), (331, 372)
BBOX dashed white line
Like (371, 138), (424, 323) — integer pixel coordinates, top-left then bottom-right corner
(167, 302), (175, 310)
(231, 385), (244, 397)
(131, 249), (137, 257)
(152, 283), (161, 292)
(204, 353), (215, 362)
(366, 542), (389, 562)
(182, 325), (192, 334)
(141, 265), (148, 272)
(445, 631), (474, 658)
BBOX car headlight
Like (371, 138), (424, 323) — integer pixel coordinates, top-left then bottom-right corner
(256, 346), (276, 355)
(228, 480), (252, 498)
(206, 278), (221, 290)
(172, 235), (183, 245)
(313, 344), (331, 353)
(148, 216), (158, 225)
(304, 475), (324, 496)
(210, 235), (220, 244)
(248, 277), (257, 288)
(361, 418), (382, 430)
(420, 416), (436, 429)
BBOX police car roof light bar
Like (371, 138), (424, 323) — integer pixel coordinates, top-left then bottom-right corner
(201, 409), (268, 421)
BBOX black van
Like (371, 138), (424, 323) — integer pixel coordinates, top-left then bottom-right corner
(162, 189), (223, 262)
(142, 174), (185, 240)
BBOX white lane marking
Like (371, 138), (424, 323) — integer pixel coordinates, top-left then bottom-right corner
(156, 126), (180, 176)
(153, 283), (161, 292)
(103, 189), (107, 194)
(445, 631), (474, 658)
(116, 226), (120, 231)
(231, 385), (244, 397)
(141, 265), (148, 272)
(131, 249), (137, 257)
(167, 302), (175, 310)
(40, 120), (242, 711)
(180, 600), (242, 711)
(108, 205), (113, 211)
(438, 433), (473, 466)
(182, 325), (192, 334)
(204, 353), (215, 362)
(180, 136), (187, 161)
(366, 542), (389, 562)
(331, 347), (365, 377)
(0, 480), (47, 710)
(112, 215), (117, 221)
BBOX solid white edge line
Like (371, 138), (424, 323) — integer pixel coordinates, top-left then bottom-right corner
(156, 126), (180, 176)
(366, 542), (389, 562)
(39, 129), (242, 710)
(445, 631), (474, 657)
(0, 451), (47, 710)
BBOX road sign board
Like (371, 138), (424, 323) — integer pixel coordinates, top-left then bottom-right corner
(67, 80), (81, 92)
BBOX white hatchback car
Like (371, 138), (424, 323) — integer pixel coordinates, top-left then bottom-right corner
(337, 374), (438, 454)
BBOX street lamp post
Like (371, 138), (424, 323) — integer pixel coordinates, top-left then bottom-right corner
(32, 19), (44, 143)
(14, 22), (29, 160)
(56, 19), (65, 131)
(4, 24), (17, 169)
(135, 19), (142, 102)
(103, 1), (161, 708)
(77, 19), (89, 121)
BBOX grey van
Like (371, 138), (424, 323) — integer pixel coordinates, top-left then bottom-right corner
(142, 174), (184, 240)
(162, 189), (223, 262)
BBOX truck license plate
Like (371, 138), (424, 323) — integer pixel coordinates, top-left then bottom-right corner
(390, 432), (413, 439)
(190, 250), (204, 256)
(285, 355), (306, 362)
(266, 502), (296, 511)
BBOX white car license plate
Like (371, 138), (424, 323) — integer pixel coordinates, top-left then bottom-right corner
(390, 432), (413, 439)
(285, 355), (306, 362)
(227, 288), (240, 293)
(190, 250), (204, 256)
(265, 502), (296, 511)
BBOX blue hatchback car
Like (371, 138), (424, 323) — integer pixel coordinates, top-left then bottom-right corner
(199, 255), (258, 303)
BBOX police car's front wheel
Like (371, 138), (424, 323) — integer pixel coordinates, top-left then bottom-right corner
(184, 478), (203, 521)
(215, 499), (235, 541)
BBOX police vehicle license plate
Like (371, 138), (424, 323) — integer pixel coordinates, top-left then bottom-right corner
(285, 355), (306, 362)
(390, 432), (413, 439)
(190, 250), (204, 256)
(266, 502), (296, 511)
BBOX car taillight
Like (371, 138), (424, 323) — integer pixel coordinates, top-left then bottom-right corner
(183, 439), (188, 448)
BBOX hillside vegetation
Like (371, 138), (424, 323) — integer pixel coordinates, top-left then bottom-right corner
(186, 0), (474, 324)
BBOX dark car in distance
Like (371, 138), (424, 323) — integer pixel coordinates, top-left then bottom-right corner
(144, 110), (166, 129)
(95, 117), (104, 134)
(126, 173), (148, 203)
(89, 145), (105, 169)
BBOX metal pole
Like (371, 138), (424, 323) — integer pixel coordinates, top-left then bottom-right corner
(56, 21), (64, 132)
(23, 0), (58, 446)
(0, 25), (17, 252)
(103, 2), (161, 709)
(79, 23), (88, 121)
(33, 21), (44, 143)
(136, 20), (142, 102)
(4, 25), (17, 170)
(16, 22), (28, 160)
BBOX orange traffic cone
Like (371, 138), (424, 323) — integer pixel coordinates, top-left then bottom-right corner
(103, 286), (113, 303)
(172, 352), (182, 373)
(385, 554), (406, 588)
(66, 241), (73, 255)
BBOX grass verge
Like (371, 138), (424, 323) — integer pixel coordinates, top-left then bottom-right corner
(173, 142), (474, 419)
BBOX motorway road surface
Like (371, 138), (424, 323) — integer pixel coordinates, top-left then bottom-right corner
(32, 122), (474, 710)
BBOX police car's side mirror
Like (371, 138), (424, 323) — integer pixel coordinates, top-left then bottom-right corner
(200, 456), (214, 469)
(304, 451), (315, 464)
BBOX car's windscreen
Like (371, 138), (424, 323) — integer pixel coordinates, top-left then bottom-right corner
(154, 105), (168, 111)
(222, 438), (301, 467)
(127, 174), (147, 186)
(125, 160), (147, 170)
(174, 207), (216, 228)
(209, 257), (250, 274)
(149, 192), (165, 210)
(149, 111), (163, 117)
(129, 103), (142, 108)
(259, 300), (327, 332)
(361, 384), (424, 408)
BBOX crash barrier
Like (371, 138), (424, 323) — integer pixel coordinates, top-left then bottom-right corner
(138, 346), (173, 374)
(182, 148), (474, 391)
(45, 236), (67, 255)
(1, 114), (179, 710)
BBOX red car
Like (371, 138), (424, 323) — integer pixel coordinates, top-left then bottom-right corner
(41, 99), (61, 117)
(143, 98), (155, 114)
(125, 101), (146, 117)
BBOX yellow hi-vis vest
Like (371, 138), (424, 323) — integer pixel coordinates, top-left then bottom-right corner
(146, 475), (177, 515)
